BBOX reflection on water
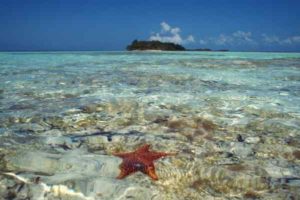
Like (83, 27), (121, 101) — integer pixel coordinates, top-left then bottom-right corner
(0, 51), (300, 199)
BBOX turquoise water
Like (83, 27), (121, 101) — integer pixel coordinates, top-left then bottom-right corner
(0, 51), (300, 199)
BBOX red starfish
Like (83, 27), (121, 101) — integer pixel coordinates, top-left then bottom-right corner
(112, 144), (176, 180)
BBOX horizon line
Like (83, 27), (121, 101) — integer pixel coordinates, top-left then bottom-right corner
(1, 50), (300, 53)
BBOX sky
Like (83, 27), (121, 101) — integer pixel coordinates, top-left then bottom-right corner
(0, 0), (300, 51)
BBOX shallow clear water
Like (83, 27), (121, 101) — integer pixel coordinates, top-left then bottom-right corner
(0, 51), (300, 199)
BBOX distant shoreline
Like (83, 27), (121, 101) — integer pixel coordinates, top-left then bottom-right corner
(125, 40), (231, 52)
(1, 50), (300, 53)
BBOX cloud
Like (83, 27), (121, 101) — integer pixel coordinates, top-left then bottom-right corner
(202, 32), (300, 46)
(217, 31), (254, 45)
(262, 34), (280, 44)
(199, 39), (207, 45)
(161, 21), (171, 32)
(186, 35), (195, 42)
(149, 22), (300, 48)
(170, 27), (181, 34)
(262, 34), (300, 45)
(232, 31), (253, 42)
(282, 36), (300, 44)
(150, 33), (183, 44)
(149, 21), (195, 44)
(199, 31), (255, 46)
(214, 34), (233, 45)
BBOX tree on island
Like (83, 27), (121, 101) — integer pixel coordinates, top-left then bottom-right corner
(126, 40), (185, 51)
(126, 40), (229, 51)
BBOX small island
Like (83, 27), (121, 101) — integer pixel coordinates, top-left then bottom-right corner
(126, 40), (228, 52)
(127, 40), (185, 51)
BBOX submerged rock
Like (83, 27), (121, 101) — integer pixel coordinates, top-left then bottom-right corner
(293, 150), (300, 159)
(229, 142), (255, 158)
(80, 104), (103, 114)
(0, 172), (160, 200)
(0, 151), (162, 200)
(44, 116), (68, 130)
(245, 136), (260, 144)
(8, 103), (35, 110)
(14, 123), (48, 133)
(0, 173), (94, 200)
(4, 150), (120, 178)
(236, 134), (244, 142)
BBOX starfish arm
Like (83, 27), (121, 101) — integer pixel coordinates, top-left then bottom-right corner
(136, 144), (151, 153)
(112, 152), (133, 158)
(116, 167), (134, 179)
(145, 165), (159, 180)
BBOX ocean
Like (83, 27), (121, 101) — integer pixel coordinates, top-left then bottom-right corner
(0, 51), (300, 199)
